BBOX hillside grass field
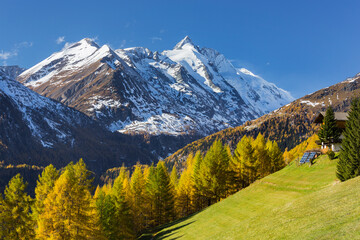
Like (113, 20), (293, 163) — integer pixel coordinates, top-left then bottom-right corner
(141, 155), (360, 239)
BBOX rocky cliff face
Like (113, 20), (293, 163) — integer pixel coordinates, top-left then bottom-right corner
(18, 37), (293, 139)
(0, 68), (154, 172)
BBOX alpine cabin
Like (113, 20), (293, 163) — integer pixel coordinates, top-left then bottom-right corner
(313, 112), (348, 152)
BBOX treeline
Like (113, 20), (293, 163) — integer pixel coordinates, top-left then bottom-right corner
(166, 102), (317, 168)
(0, 133), (284, 239)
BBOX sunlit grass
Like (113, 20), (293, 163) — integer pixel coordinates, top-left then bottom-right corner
(143, 155), (360, 239)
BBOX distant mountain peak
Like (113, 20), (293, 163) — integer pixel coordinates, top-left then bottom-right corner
(17, 37), (294, 155)
(65, 38), (100, 50)
(0, 65), (26, 80)
(174, 36), (196, 50)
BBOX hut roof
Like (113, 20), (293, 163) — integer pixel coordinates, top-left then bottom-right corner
(313, 112), (348, 123)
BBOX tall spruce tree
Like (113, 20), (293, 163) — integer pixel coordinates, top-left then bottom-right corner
(318, 106), (341, 146)
(0, 174), (34, 240)
(337, 98), (360, 181)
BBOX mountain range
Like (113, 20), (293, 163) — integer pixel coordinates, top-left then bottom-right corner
(17, 37), (293, 151)
(0, 66), (153, 174)
(1, 36), (359, 194)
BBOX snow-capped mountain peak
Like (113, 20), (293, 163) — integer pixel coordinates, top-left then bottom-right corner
(173, 35), (197, 50)
(17, 36), (293, 143)
(19, 38), (119, 88)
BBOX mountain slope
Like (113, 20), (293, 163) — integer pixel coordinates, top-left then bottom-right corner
(0, 68), (154, 172)
(17, 37), (293, 158)
(143, 156), (360, 239)
(0, 65), (26, 79)
(166, 73), (360, 166)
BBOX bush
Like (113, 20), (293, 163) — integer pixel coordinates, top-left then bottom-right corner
(327, 150), (335, 160)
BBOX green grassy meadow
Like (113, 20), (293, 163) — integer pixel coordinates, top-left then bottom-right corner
(142, 156), (360, 239)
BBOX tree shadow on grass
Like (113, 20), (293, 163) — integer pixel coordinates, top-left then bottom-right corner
(139, 211), (203, 240)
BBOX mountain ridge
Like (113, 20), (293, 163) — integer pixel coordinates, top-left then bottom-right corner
(165, 72), (360, 166)
(0, 68), (154, 172)
(17, 37), (293, 158)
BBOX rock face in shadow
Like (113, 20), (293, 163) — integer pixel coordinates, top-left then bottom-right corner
(0, 68), (154, 175)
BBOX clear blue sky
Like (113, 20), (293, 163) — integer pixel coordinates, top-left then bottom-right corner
(1, 0), (360, 98)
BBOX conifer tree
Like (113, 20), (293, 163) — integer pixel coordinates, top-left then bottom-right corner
(170, 164), (179, 190)
(266, 140), (285, 173)
(144, 164), (157, 227)
(318, 106), (341, 146)
(37, 160), (100, 240)
(238, 136), (257, 186)
(198, 140), (230, 204)
(145, 161), (175, 226)
(337, 98), (360, 181)
(130, 164), (147, 234)
(33, 164), (59, 221)
(230, 140), (245, 192)
(111, 166), (135, 239)
(176, 154), (195, 218)
(94, 188), (117, 240)
(253, 134), (271, 178)
(0, 174), (34, 240)
(155, 161), (175, 224)
(191, 151), (205, 211)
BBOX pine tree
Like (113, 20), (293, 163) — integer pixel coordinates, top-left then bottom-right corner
(198, 140), (230, 204)
(318, 106), (341, 147)
(33, 164), (59, 221)
(0, 174), (34, 240)
(337, 98), (360, 181)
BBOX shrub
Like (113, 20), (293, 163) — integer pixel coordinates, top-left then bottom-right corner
(327, 150), (335, 160)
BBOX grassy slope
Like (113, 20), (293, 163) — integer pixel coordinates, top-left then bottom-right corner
(145, 156), (360, 239)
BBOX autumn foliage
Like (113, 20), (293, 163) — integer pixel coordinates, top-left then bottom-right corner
(0, 134), (284, 239)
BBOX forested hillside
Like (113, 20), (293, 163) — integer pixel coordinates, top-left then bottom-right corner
(166, 73), (360, 167)
(0, 133), (285, 239)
